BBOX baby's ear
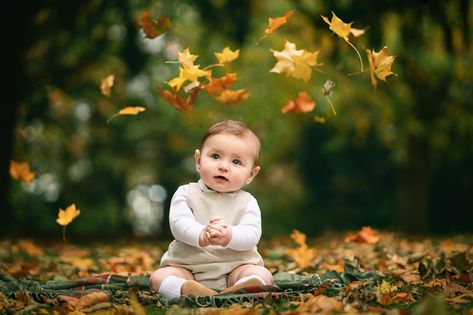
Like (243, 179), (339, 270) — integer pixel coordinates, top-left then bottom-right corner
(194, 149), (201, 171)
(246, 165), (261, 184)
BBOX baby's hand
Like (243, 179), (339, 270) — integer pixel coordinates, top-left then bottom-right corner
(207, 223), (232, 246)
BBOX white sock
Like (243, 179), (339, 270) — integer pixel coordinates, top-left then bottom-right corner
(235, 274), (266, 286)
(158, 275), (186, 299)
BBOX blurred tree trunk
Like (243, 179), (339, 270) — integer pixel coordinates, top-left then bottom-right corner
(0, 3), (38, 235)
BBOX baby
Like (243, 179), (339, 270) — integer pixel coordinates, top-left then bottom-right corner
(149, 120), (272, 298)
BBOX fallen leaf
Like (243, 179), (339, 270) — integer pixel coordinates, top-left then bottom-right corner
(344, 226), (380, 244)
(107, 106), (146, 123)
(100, 74), (114, 97)
(56, 204), (80, 226)
(297, 295), (343, 313)
(139, 11), (171, 39)
(9, 160), (36, 184)
(214, 47), (240, 64)
(281, 92), (316, 113)
(367, 46), (397, 88)
(286, 230), (317, 269)
(76, 292), (109, 310)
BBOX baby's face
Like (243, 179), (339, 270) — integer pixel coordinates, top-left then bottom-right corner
(195, 133), (260, 192)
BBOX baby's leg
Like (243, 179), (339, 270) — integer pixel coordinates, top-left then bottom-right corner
(149, 266), (217, 298)
(219, 264), (273, 294)
(149, 266), (194, 292)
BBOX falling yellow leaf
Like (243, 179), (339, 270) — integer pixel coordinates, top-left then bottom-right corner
(270, 40), (320, 82)
(286, 229), (317, 269)
(215, 47), (240, 64)
(321, 11), (364, 72)
(107, 106), (146, 123)
(178, 48), (198, 69)
(10, 160), (36, 184)
(56, 204), (80, 226)
(100, 74), (114, 97)
(321, 11), (353, 41)
(367, 46), (397, 88)
(257, 10), (295, 44)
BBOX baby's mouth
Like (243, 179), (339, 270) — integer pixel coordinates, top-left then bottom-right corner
(214, 175), (229, 182)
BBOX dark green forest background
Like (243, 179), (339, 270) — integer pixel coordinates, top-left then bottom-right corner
(2, 0), (472, 240)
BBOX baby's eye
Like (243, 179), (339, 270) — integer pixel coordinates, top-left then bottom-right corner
(232, 159), (242, 165)
(211, 153), (220, 160)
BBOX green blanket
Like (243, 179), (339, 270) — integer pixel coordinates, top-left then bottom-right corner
(0, 261), (382, 307)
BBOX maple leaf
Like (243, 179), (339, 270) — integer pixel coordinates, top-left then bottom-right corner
(139, 11), (171, 39)
(321, 11), (364, 72)
(286, 229), (317, 269)
(107, 106), (146, 123)
(214, 47), (240, 64)
(270, 40), (320, 82)
(257, 9), (295, 44)
(203, 73), (238, 96)
(366, 46), (397, 88)
(179, 65), (212, 83)
(9, 160), (35, 184)
(282, 92), (316, 113)
(100, 74), (114, 97)
(214, 89), (249, 105)
(158, 86), (199, 111)
(57, 204), (80, 226)
(178, 48), (198, 69)
(344, 226), (380, 244)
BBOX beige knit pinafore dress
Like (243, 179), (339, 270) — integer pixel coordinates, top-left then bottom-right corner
(160, 183), (264, 290)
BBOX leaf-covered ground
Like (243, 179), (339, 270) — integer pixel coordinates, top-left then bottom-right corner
(0, 229), (472, 314)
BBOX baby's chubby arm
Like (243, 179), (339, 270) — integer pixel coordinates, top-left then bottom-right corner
(168, 185), (206, 247)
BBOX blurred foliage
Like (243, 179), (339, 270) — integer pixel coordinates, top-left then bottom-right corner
(5, 0), (473, 238)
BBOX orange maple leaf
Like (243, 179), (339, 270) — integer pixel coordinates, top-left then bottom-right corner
(57, 204), (81, 242)
(366, 46), (397, 88)
(100, 74), (114, 97)
(107, 106), (146, 123)
(158, 86), (199, 111)
(282, 92), (316, 113)
(203, 73), (238, 96)
(257, 10), (295, 44)
(10, 160), (36, 184)
(286, 229), (317, 269)
(214, 89), (249, 105)
(344, 226), (380, 244)
(139, 11), (171, 39)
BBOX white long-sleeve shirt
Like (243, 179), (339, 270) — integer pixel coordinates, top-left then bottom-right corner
(169, 179), (262, 251)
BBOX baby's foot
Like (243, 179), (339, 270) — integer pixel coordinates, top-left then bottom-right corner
(181, 280), (217, 296)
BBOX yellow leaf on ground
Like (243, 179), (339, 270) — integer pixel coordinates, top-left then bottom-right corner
(56, 204), (80, 226)
(286, 230), (317, 269)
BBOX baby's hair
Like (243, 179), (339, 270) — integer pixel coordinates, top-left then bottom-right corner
(200, 120), (261, 165)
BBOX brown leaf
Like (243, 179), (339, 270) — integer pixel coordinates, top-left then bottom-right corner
(297, 295), (343, 313)
(214, 89), (248, 105)
(76, 292), (109, 311)
(158, 86), (199, 111)
(282, 92), (316, 113)
(139, 11), (171, 39)
(203, 73), (238, 96)
(344, 226), (380, 244)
